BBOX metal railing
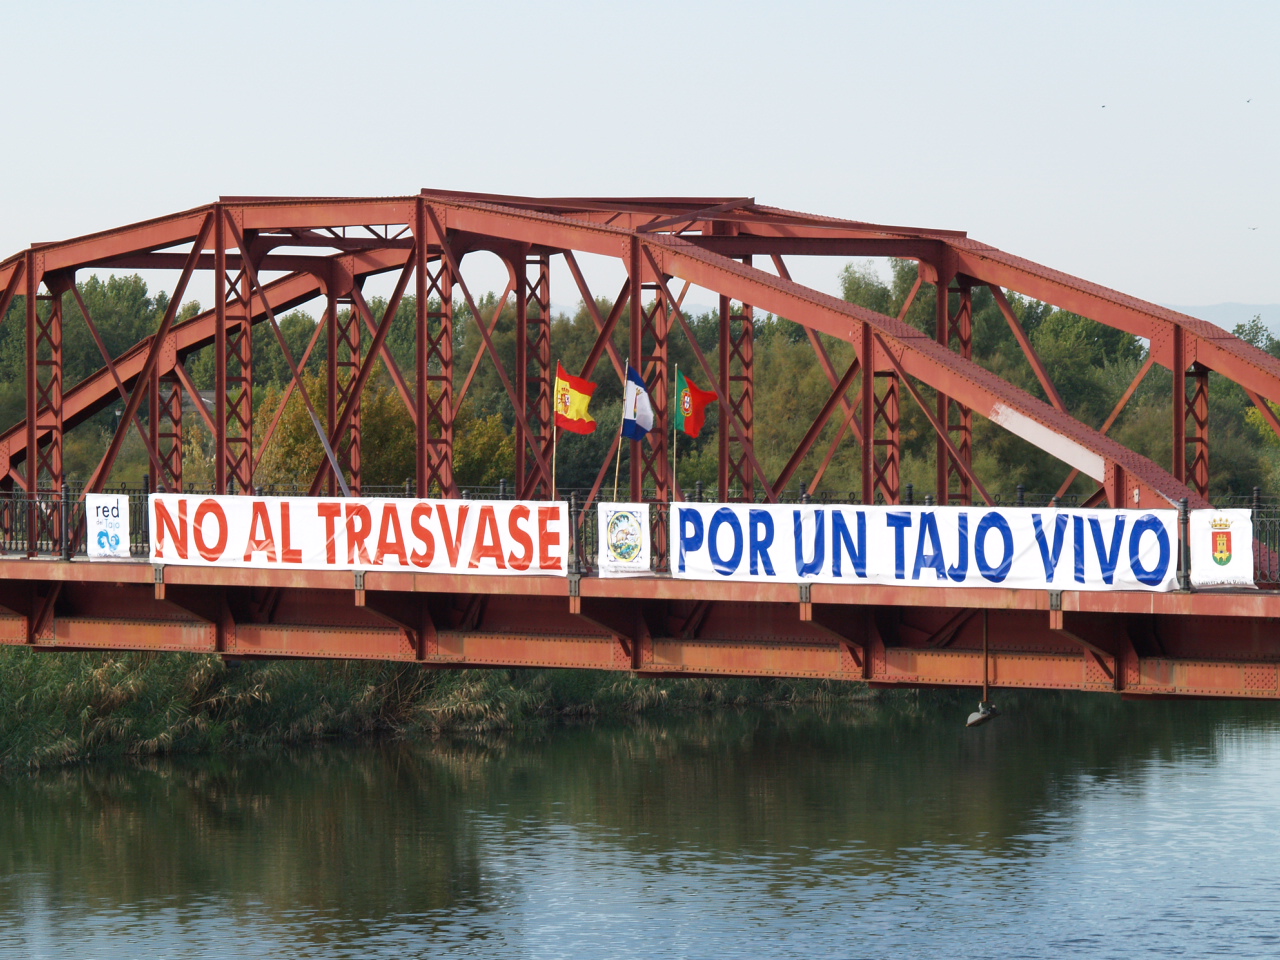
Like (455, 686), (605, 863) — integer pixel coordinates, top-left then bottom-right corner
(4, 481), (1274, 588)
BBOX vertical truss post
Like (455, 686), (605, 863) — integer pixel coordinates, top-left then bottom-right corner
(860, 323), (874, 504)
(25, 255), (63, 553)
(935, 281), (973, 504)
(331, 292), (362, 496)
(628, 239), (643, 498)
(516, 251), (553, 499)
(323, 292), (339, 497)
(214, 209), (228, 494)
(1171, 326), (1186, 485)
(873, 365), (901, 505)
(228, 259), (253, 494)
(1187, 363), (1209, 498)
(717, 258), (754, 502)
(29, 263), (66, 494)
(151, 370), (183, 492)
(858, 324), (900, 505)
(215, 207), (253, 494)
(414, 202), (430, 496)
(629, 240), (670, 503)
(415, 203), (455, 497)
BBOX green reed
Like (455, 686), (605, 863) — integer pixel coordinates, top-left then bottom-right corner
(0, 649), (874, 770)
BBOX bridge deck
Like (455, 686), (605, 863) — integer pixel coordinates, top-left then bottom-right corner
(3, 557), (1279, 701)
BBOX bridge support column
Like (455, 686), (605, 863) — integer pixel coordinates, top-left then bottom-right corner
(516, 251), (553, 499)
(214, 207), (253, 494)
(629, 238), (670, 504)
(149, 369), (183, 493)
(859, 322), (901, 505)
(935, 281), (973, 505)
(24, 254), (63, 494)
(1186, 363), (1210, 499)
(26, 256), (66, 553)
(328, 288), (362, 496)
(415, 202), (455, 497)
(718, 261), (754, 502)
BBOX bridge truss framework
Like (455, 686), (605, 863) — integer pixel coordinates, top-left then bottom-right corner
(3, 192), (1280, 699)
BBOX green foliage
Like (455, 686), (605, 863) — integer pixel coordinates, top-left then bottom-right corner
(0, 649), (872, 770)
(4, 268), (1278, 498)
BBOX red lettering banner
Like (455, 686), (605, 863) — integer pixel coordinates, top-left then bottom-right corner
(149, 495), (567, 576)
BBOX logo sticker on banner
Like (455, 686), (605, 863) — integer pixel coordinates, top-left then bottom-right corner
(1190, 509), (1255, 588)
(597, 503), (650, 577)
(86, 493), (131, 560)
(671, 503), (1180, 593)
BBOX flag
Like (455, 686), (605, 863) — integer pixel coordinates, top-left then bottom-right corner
(674, 368), (716, 438)
(554, 362), (597, 434)
(621, 364), (654, 440)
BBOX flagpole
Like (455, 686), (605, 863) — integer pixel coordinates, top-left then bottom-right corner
(671, 363), (678, 503)
(612, 417), (624, 503)
(552, 422), (558, 501)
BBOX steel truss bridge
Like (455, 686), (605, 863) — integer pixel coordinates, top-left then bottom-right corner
(4, 192), (1280, 700)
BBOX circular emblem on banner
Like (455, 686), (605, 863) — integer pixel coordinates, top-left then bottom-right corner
(680, 388), (692, 416)
(607, 510), (643, 564)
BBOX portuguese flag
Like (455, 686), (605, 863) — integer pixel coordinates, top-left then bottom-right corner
(674, 368), (716, 438)
(554, 362), (597, 434)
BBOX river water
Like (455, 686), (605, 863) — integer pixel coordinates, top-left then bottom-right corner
(1, 691), (1279, 959)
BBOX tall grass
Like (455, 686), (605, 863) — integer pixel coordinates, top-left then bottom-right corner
(0, 649), (874, 770)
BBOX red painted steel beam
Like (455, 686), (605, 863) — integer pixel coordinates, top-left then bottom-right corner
(6, 559), (1280, 699)
(948, 240), (1280, 407)
(6, 191), (1273, 515)
(411, 196), (1200, 507)
(0, 247), (410, 481)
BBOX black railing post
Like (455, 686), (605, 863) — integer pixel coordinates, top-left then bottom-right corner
(568, 491), (580, 575)
(1178, 497), (1190, 590)
(905, 483), (913, 506)
(498, 479), (506, 500)
(60, 483), (71, 561)
(1253, 486), (1264, 582)
(1017, 484), (1025, 507)
(142, 475), (151, 557)
(695, 480), (703, 503)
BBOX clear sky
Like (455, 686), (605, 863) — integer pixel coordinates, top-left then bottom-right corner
(2, 0), (1276, 310)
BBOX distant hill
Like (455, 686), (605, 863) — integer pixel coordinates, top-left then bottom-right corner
(1164, 303), (1280, 332)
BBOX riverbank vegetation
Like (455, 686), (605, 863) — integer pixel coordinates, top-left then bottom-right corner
(0, 650), (874, 771)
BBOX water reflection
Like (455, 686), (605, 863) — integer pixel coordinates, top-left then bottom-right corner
(1, 692), (1279, 958)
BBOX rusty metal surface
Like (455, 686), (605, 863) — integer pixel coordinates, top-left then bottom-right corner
(9, 192), (1280, 696)
(0, 558), (1277, 698)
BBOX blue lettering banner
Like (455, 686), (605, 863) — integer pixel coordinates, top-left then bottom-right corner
(672, 504), (1178, 592)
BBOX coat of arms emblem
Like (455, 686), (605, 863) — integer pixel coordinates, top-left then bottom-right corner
(606, 510), (644, 564)
(1211, 516), (1232, 566)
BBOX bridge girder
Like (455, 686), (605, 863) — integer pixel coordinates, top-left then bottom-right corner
(2, 192), (1277, 510)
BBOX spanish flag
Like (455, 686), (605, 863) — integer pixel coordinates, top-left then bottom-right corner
(554, 362), (597, 434)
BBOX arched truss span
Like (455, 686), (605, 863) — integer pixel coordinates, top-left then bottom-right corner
(2, 192), (1276, 511)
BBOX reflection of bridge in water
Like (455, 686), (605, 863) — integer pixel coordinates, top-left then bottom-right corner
(4, 193), (1280, 699)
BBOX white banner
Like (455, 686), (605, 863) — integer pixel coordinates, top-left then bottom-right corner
(86, 493), (131, 560)
(1190, 509), (1255, 588)
(672, 503), (1179, 592)
(149, 495), (568, 576)
(597, 503), (651, 577)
